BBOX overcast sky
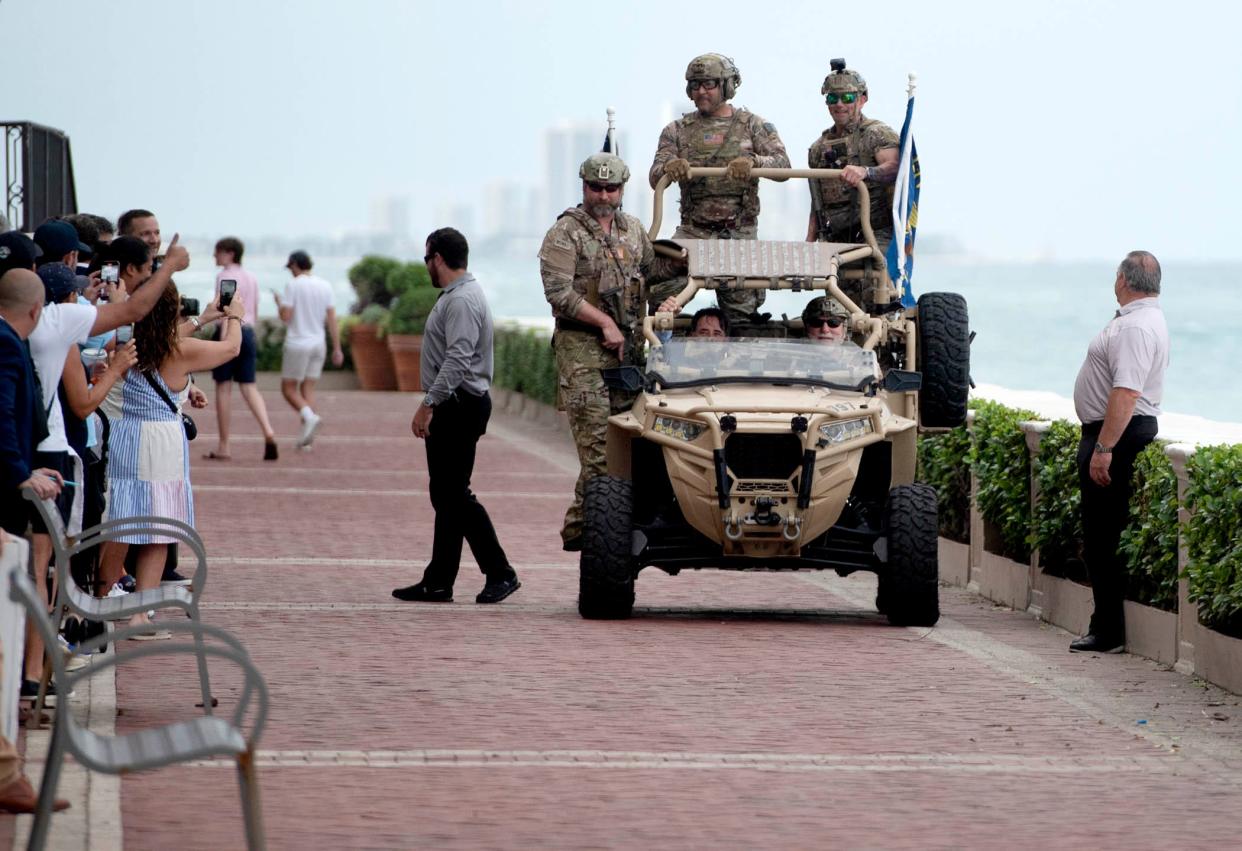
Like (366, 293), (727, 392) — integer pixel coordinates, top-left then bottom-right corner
(3, 0), (1238, 260)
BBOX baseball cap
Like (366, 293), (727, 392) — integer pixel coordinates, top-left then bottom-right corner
(33, 220), (90, 260)
(0, 230), (43, 275)
(286, 250), (313, 270)
(37, 262), (79, 304)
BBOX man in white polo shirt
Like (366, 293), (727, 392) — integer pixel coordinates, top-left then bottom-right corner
(274, 251), (341, 448)
(1070, 250), (1169, 654)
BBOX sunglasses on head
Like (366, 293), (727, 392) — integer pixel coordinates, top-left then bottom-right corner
(826, 92), (859, 105)
(687, 78), (720, 92)
(808, 316), (845, 329)
(586, 181), (620, 192)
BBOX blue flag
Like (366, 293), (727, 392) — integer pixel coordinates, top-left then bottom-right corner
(885, 91), (920, 308)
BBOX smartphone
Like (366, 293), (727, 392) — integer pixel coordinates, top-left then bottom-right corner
(101, 262), (120, 284)
(219, 279), (238, 308)
(115, 324), (133, 345)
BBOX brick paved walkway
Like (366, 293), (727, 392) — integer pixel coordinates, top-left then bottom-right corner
(9, 388), (1242, 849)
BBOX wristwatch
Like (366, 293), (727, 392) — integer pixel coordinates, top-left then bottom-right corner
(1093, 443), (1113, 455)
(865, 166), (877, 180)
(421, 396), (435, 409)
(188, 316), (201, 329)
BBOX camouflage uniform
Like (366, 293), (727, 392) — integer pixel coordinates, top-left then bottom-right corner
(648, 110), (790, 323)
(540, 206), (679, 546)
(808, 118), (899, 246)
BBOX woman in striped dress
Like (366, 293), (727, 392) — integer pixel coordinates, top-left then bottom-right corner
(108, 278), (244, 635)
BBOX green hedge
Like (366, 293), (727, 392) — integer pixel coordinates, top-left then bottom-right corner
(969, 399), (1038, 562)
(1032, 419), (1084, 580)
(493, 326), (557, 406)
(917, 426), (971, 543)
(1185, 444), (1242, 636)
(1118, 442), (1180, 611)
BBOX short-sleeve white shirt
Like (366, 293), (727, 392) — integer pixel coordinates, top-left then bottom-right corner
(29, 302), (98, 452)
(1072, 297), (1169, 423)
(282, 273), (335, 347)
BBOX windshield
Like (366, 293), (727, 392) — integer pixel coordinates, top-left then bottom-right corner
(648, 337), (879, 391)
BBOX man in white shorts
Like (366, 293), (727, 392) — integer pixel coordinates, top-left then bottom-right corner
(274, 251), (342, 447)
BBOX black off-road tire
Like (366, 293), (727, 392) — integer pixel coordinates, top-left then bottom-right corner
(917, 292), (971, 428)
(879, 484), (940, 626)
(578, 475), (636, 619)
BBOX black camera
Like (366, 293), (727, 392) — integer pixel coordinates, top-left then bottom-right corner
(179, 296), (200, 318)
(830, 57), (846, 73)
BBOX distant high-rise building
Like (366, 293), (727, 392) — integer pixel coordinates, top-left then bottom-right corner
(542, 121), (630, 222)
(481, 181), (536, 240)
(370, 195), (411, 238)
(434, 201), (475, 237)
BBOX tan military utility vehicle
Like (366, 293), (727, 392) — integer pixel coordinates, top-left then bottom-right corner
(578, 167), (970, 624)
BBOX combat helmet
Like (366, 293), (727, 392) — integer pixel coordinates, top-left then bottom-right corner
(579, 152), (630, 186)
(802, 296), (850, 325)
(685, 53), (741, 100)
(821, 57), (867, 96)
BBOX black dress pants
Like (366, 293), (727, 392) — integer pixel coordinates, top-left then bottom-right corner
(421, 391), (513, 589)
(1076, 415), (1158, 639)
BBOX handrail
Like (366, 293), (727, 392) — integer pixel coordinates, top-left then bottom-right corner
(648, 166), (878, 256)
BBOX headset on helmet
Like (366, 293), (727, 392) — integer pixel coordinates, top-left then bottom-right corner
(578, 153), (630, 185)
(685, 53), (741, 100)
(821, 57), (867, 96)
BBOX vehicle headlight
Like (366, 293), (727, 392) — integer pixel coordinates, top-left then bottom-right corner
(818, 417), (873, 446)
(653, 415), (705, 442)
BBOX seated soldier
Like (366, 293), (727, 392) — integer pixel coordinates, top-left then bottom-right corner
(802, 296), (849, 343)
(689, 306), (729, 339)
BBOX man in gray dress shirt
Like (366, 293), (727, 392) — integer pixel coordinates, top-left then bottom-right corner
(1069, 250), (1169, 653)
(392, 228), (520, 605)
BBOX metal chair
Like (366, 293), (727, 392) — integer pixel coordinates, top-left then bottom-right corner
(9, 569), (269, 851)
(22, 488), (216, 714)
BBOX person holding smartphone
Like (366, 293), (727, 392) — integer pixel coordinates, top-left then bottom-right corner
(203, 236), (277, 461)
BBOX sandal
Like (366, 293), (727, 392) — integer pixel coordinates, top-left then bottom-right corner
(202, 451), (232, 461)
(129, 629), (172, 641)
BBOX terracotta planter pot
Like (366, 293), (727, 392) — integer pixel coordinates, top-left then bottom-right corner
(386, 334), (423, 392)
(349, 323), (397, 391)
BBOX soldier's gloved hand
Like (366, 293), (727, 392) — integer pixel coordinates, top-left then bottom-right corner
(725, 157), (754, 180)
(664, 158), (691, 182)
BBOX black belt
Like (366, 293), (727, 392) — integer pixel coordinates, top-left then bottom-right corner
(555, 317), (600, 335)
(689, 216), (755, 233)
(1081, 415), (1157, 436)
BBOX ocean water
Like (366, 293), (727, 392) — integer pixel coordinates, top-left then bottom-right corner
(172, 253), (1241, 423)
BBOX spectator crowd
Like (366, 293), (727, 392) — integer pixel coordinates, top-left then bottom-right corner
(0, 209), (339, 814)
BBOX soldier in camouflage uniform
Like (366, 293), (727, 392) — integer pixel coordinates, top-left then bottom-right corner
(807, 59), (900, 251)
(649, 53), (790, 326)
(540, 153), (682, 551)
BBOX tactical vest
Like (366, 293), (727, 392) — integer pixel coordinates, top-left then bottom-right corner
(677, 109), (758, 216)
(809, 116), (892, 241)
(557, 208), (645, 343)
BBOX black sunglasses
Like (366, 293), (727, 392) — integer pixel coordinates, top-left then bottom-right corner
(423, 253), (435, 265)
(586, 181), (621, 192)
(807, 317), (845, 329)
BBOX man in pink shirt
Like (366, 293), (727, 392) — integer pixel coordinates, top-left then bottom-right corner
(204, 236), (278, 460)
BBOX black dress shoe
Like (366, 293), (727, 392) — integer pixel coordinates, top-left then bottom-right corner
(392, 583), (453, 603)
(476, 575), (521, 604)
(1069, 633), (1124, 653)
(562, 536), (583, 552)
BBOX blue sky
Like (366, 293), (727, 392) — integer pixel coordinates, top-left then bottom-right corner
(2, 0), (1238, 260)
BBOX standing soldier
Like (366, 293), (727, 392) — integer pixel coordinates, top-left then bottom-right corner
(649, 53), (790, 327)
(540, 154), (681, 552)
(807, 59), (900, 252)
